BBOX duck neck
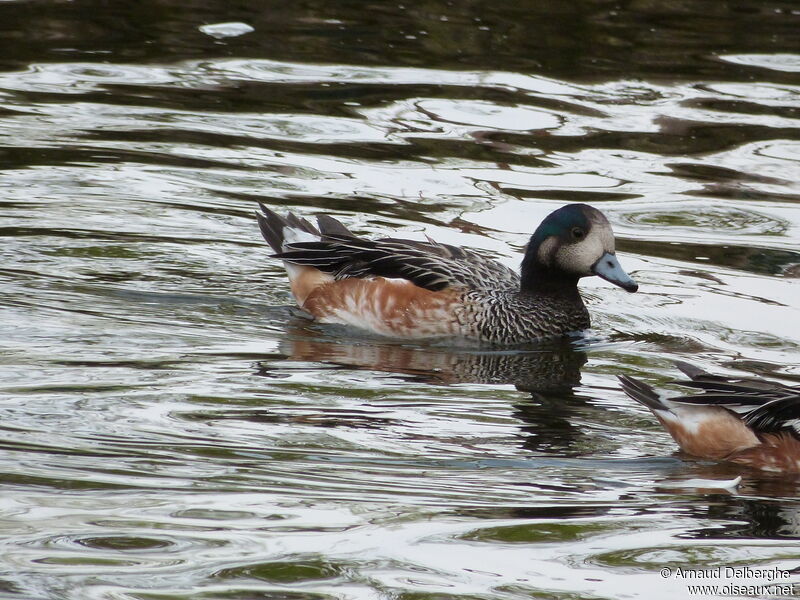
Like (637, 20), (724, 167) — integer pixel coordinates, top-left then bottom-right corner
(519, 264), (582, 298)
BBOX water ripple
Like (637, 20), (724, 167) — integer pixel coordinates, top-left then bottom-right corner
(2, 2), (800, 599)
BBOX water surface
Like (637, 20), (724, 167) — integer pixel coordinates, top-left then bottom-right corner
(1, 1), (800, 599)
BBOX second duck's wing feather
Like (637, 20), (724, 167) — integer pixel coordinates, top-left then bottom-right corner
(634, 362), (800, 431)
(742, 397), (800, 438)
(673, 360), (798, 398)
(275, 235), (520, 293)
(662, 361), (800, 415)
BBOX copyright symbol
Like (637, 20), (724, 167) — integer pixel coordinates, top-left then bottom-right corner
(660, 567), (671, 578)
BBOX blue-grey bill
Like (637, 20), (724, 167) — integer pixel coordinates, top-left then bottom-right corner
(592, 252), (638, 292)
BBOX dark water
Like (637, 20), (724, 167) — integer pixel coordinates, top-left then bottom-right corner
(1, 1), (800, 598)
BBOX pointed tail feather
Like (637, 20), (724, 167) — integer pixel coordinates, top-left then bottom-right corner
(317, 214), (355, 238)
(284, 211), (319, 235)
(618, 375), (669, 412)
(673, 360), (795, 398)
(674, 360), (710, 380)
(256, 203), (320, 253)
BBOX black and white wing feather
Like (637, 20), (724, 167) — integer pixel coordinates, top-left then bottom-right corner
(648, 361), (800, 438)
(742, 397), (800, 438)
(658, 361), (800, 415)
(673, 361), (796, 398)
(275, 232), (520, 293)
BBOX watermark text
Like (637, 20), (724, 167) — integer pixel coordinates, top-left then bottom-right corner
(659, 566), (797, 597)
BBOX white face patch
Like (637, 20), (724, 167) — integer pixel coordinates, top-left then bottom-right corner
(554, 215), (616, 277)
(556, 234), (606, 275)
(536, 236), (558, 266)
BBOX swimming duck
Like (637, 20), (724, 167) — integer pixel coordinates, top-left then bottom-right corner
(619, 362), (800, 472)
(257, 203), (637, 345)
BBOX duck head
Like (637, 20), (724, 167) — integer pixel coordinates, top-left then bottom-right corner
(520, 204), (638, 293)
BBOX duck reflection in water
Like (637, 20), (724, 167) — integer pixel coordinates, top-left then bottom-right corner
(263, 322), (587, 392)
(665, 471), (800, 539)
(257, 323), (598, 455)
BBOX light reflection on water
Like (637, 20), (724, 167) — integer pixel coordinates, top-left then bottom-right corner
(1, 2), (800, 599)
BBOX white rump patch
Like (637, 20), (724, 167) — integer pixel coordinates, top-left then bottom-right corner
(282, 226), (319, 248)
(281, 226), (321, 281)
(660, 404), (719, 435)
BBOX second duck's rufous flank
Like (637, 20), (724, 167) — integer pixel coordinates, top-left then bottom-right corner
(619, 362), (800, 473)
(257, 203), (638, 345)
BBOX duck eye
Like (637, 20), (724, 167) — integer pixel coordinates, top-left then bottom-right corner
(571, 227), (585, 240)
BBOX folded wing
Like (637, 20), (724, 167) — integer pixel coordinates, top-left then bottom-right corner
(274, 228), (519, 293)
